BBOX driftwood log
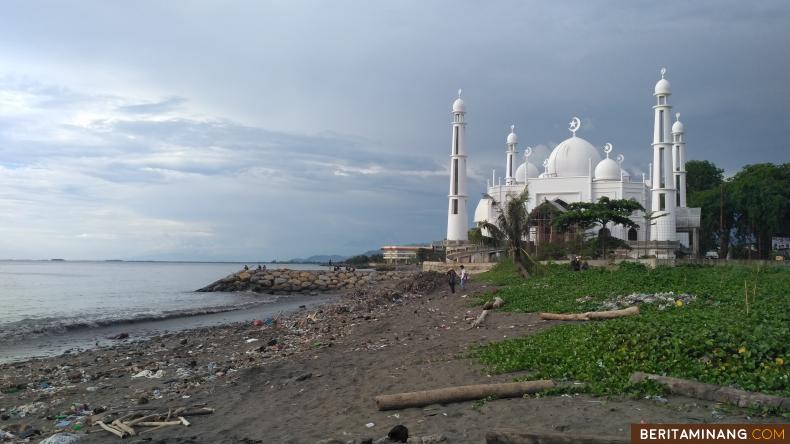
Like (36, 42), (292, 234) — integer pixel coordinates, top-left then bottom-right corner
(97, 421), (126, 438)
(483, 297), (505, 310)
(540, 306), (639, 321)
(486, 430), (628, 444)
(470, 310), (490, 329)
(375, 380), (555, 411)
(630, 372), (790, 410)
(112, 419), (136, 436)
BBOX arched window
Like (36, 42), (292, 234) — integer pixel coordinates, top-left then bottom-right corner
(628, 228), (638, 241)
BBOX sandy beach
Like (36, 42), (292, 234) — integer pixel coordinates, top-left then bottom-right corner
(1, 271), (783, 444)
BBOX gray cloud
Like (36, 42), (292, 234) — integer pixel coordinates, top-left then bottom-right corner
(0, 0), (788, 259)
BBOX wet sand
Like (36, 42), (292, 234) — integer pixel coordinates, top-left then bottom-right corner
(0, 273), (783, 443)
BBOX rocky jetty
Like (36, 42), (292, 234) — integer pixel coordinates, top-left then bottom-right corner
(196, 268), (407, 294)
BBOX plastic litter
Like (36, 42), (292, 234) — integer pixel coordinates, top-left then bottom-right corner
(39, 433), (82, 444)
(131, 369), (165, 379)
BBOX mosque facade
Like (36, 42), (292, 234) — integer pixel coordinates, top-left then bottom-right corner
(447, 69), (701, 259)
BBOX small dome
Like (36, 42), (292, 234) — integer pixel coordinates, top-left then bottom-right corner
(672, 119), (684, 134)
(515, 161), (539, 182)
(594, 157), (621, 181)
(654, 78), (671, 96)
(507, 131), (517, 144)
(546, 136), (601, 177)
(452, 98), (465, 113)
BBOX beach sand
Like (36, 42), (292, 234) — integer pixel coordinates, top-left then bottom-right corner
(1, 272), (783, 443)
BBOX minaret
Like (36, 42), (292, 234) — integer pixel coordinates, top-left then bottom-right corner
(672, 113), (687, 207)
(649, 67), (677, 243)
(505, 125), (518, 185)
(447, 90), (468, 242)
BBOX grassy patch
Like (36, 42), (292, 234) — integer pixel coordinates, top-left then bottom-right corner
(475, 262), (790, 397)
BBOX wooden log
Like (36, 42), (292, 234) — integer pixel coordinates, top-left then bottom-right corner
(483, 297), (505, 310)
(178, 407), (215, 417)
(127, 414), (159, 426)
(469, 310), (490, 329)
(586, 306), (639, 319)
(630, 372), (790, 410)
(539, 306), (639, 321)
(539, 312), (589, 321)
(486, 429), (628, 444)
(97, 421), (126, 438)
(375, 380), (555, 411)
(112, 420), (136, 436)
(137, 420), (183, 427)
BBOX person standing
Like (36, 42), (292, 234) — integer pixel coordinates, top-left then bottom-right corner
(459, 265), (469, 290)
(446, 268), (458, 294)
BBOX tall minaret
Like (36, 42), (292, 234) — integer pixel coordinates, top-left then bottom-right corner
(447, 90), (468, 242)
(672, 113), (687, 207)
(505, 125), (518, 185)
(649, 67), (677, 243)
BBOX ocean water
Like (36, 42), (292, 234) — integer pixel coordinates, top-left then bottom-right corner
(0, 261), (329, 363)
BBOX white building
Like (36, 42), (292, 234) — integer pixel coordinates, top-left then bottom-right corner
(464, 69), (700, 258)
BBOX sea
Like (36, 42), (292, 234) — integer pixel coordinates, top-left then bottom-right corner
(0, 260), (330, 364)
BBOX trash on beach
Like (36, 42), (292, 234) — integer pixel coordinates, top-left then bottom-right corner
(252, 319), (264, 326)
(39, 432), (82, 444)
(131, 369), (165, 379)
(245, 338), (259, 343)
(365, 422), (375, 428)
(107, 332), (129, 340)
(388, 424), (409, 442)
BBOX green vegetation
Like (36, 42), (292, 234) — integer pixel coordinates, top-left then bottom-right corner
(478, 188), (537, 278)
(552, 197), (644, 259)
(475, 261), (789, 397)
(687, 161), (790, 259)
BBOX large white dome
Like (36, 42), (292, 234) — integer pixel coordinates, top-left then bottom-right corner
(546, 136), (601, 177)
(594, 157), (621, 181)
(515, 161), (539, 182)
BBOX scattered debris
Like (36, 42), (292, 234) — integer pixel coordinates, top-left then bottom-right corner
(388, 424), (409, 443)
(598, 292), (696, 311)
(540, 306), (639, 321)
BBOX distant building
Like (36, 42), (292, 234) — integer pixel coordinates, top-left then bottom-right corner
(380, 246), (423, 264)
(454, 68), (701, 258)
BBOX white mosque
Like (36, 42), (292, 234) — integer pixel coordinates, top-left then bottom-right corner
(446, 68), (701, 259)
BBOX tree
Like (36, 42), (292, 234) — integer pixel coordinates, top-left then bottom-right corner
(552, 197), (645, 259)
(686, 160), (724, 194)
(688, 184), (735, 258)
(477, 187), (535, 278)
(728, 163), (790, 259)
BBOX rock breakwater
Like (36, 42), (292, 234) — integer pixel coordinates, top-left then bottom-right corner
(196, 268), (408, 294)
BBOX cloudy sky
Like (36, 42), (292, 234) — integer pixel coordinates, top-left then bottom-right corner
(0, 1), (788, 261)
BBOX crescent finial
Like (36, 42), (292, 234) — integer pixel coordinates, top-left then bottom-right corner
(660, 67), (667, 79)
(569, 117), (581, 136)
(675, 112), (680, 122)
(510, 124), (515, 133)
(603, 143), (613, 157)
(524, 146), (532, 158)
(616, 154), (625, 164)
(458, 89), (462, 98)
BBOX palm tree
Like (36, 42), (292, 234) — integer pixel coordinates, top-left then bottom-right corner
(477, 187), (535, 278)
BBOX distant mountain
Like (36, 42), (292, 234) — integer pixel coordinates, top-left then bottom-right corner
(286, 254), (347, 264)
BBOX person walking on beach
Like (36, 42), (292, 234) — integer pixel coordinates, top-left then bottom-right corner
(446, 268), (458, 294)
(459, 265), (468, 290)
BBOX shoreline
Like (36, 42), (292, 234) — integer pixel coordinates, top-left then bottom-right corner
(1, 271), (784, 443)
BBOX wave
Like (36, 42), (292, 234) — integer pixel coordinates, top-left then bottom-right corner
(0, 298), (278, 342)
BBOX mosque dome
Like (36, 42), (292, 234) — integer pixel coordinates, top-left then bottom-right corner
(452, 97), (465, 113)
(594, 157), (621, 181)
(515, 161), (539, 182)
(546, 136), (601, 177)
(507, 131), (517, 144)
(672, 118), (684, 134)
(654, 78), (671, 96)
